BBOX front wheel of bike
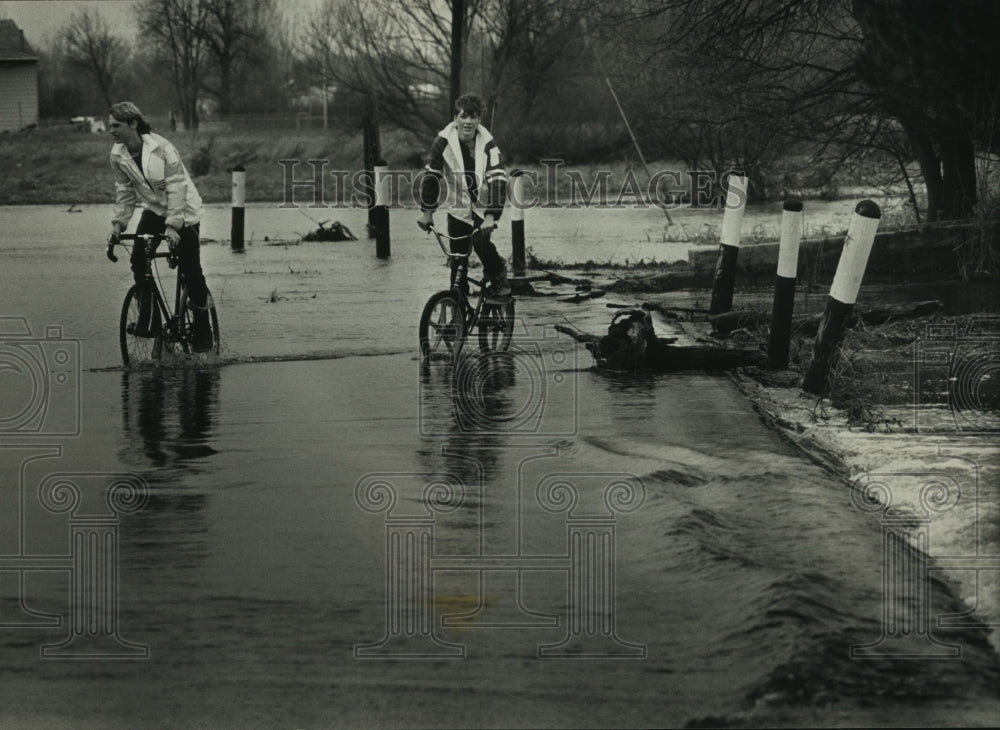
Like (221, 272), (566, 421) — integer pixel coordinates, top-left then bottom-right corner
(478, 298), (515, 352)
(419, 291), (466, 360)
(120, 285), (166, 368)
(178, 291), (221, 362)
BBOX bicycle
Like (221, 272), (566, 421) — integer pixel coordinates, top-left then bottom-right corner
(418, 224), (515, 360)
(107, 233), (220, 367)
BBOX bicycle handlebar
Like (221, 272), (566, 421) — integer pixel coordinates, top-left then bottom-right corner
(106, 233), (172, 264)
(422, 224), (492, 259)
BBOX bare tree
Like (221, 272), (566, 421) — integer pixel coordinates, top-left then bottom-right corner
(852, 0), (1000, 221)
(598, 1), (861, 201)
(61, 8), (127, 109)
(473, 0), (592, 131)
(301, 0), (344, 130)
(302, 0), (476, 136)
(606, 0), (1000, 220)
(199, 0), (277, 115)
(300, 0), (599, 156)
(138, 0), (211, 130)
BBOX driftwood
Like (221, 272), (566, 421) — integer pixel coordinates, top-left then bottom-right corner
(556, 309), (764, 372)
(302, 220), (358, 242)
(606, 301), (710, 317)
(510, 272), (594, 298)
(709, 300), (944, 336)
(557, 290), (605, 304)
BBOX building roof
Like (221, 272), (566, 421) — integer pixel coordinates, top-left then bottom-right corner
(0, 19), (38, 62)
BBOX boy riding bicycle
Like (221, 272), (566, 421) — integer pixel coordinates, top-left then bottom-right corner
(107, 101), (214, 352)
(418, 93), (510, 297)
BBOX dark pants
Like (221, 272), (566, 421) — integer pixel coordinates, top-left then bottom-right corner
(447, 214), (505, 279)
(131, 209), (209, 308)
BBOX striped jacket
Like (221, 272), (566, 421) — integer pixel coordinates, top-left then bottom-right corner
(110, 132), (202, 230)
(420, 122), (506, 223)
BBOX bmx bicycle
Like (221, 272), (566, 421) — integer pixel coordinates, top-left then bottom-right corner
(418, 224), (516, 360)
(107, 233), (220, 367)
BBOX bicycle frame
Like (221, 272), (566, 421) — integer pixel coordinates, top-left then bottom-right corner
(419, 224), (515, 358)
(110, 233), (219, 366)
(114, 233), (181, 322)
(426, 225), (493, 330)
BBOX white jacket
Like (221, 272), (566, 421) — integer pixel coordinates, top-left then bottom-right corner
(110, 132), (202, 230)
(421, 122), (506, 223)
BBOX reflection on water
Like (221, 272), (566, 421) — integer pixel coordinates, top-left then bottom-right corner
(117, 367), (221, 573)
(416, 353), (522, 485)
(450, 353), (521, 432)
(120, 367), (221, 468)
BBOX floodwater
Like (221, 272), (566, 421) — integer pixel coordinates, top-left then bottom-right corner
(0, 203), (998, 729)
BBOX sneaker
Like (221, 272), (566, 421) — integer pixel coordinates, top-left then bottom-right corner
(191, 309), (214, 353)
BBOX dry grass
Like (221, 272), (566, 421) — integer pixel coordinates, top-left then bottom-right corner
(730, 313), (999, 432)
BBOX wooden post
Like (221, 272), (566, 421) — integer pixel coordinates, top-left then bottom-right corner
(802, 200), (881, 395)
(362, 95), (381, 239)
(230, 166), (246, 251)
(374, 160), (391, 259)
(509, 169), (526, 275)
(767, 198), (803, 369)
(709, 173), (748, 315)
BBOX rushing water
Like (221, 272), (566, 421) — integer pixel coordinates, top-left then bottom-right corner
(0, 204), (997, 728)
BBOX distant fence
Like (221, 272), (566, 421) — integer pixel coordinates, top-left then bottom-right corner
(37, 112), (363, 135)
(212, 113), (361, 132)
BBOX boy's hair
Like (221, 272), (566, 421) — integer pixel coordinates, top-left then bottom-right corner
(109, 101), (153, 134)
(454, 93), (483, 118)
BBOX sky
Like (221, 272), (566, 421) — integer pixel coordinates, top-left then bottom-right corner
(0, 0), (140, 47)
(0, 0), (325, 49)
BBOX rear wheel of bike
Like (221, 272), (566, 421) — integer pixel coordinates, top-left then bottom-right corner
(178, 290), (220, 362)
(478, 298), (515, 352)
(119, 285), (166, 367)
(419, 291), (466, 360)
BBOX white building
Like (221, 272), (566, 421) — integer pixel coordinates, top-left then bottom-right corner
(0, 19), (38, 133)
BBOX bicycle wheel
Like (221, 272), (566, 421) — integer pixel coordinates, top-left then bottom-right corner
(120, 286), (166, 367)
(178, 291), (220, 362)
(478, 298), (515, 352)
(419, 291), (466, 359)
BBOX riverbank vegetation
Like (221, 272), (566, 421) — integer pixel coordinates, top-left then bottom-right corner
(13, 0), (999, 227)
(0, 122), (922, 209)
(724, 313), (1000, 433)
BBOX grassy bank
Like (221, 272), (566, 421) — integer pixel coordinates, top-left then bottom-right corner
(0, 125), (427, 206)
(0, 124), (892, 210)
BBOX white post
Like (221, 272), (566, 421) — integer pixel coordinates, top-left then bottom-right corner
(709, 173), (749, 315)
(802, 200), (882, 394)
(374, 160), (390, 259)
(231, 166), (246, 251)
(767, 198), (804, 369)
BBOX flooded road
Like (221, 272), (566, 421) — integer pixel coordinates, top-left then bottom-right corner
(1, 204), (997, 728)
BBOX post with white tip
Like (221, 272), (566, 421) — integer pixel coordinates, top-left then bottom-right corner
(709, 172), (748, 315)
(802, 200), (881, 394)
(509, 169), (526, 275)
(767, 199), (803, 369)
(231, 165), (245, 251)
(374, 159), (391, 259)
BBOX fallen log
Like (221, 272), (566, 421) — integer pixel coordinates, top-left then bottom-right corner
(709, 300), (944, 336)
(556, 309), (764, 372)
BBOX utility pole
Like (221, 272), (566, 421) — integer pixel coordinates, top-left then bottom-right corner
(450, 0), (463, 113)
